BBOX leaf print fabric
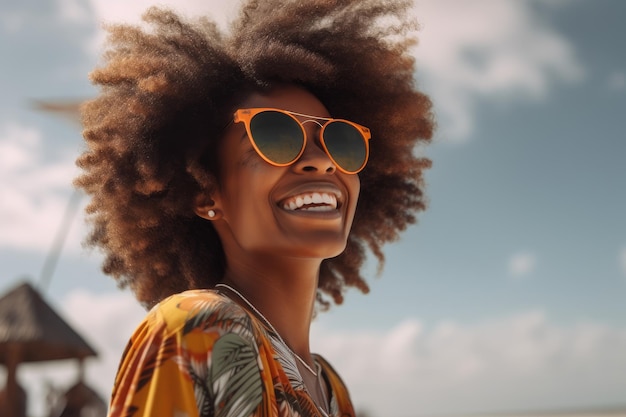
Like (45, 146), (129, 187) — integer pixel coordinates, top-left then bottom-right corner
(108, 289), (356, 417)
(211, 334), (263, 417)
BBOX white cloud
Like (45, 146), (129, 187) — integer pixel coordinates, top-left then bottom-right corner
(508, 251), (537, 278)
(80, 0), (240, 55)
(312, 312), (626, 417)
(0, 11), (25, 34)
(11, 290), (626, 417)
(55, 0), (92, 24)
(61, 289), (146, 365)
(0, 123), (83, 253)
(86, 0), (238, 25)
(413, 0), (585, 141)
(608, 71), (626, 91)
(73, 0), (584, 142)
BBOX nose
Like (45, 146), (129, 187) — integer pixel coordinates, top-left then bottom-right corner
(291, 126), (336, 174)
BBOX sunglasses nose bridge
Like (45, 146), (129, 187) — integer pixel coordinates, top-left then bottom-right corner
(300, 119), (324, 128)
(292, 121), (337, 174)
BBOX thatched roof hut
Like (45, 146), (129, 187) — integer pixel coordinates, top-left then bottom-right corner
(0, 281), (98, 417)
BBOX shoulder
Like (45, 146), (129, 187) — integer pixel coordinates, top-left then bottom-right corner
(145, 288), (257, 341)
(110, 289), (266, 416)
(155, 290), (266, 416)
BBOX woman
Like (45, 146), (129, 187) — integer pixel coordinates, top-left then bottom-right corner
(76, 0), (433, 416)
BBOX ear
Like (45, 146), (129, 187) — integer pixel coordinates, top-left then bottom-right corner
(193, 189), (223, 221)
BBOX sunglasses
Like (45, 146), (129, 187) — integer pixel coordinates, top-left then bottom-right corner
(233, 108), (371, 174)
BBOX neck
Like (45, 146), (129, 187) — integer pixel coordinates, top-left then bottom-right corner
(219, 253), (321, 362)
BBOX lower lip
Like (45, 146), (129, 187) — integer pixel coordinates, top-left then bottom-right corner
(279, 206), (342, 219)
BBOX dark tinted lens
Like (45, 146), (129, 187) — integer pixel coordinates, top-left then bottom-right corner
(249, 111), (304, 164)
(323, 122), (367, 172)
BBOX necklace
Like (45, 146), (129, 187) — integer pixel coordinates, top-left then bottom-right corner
(315, 362), (330, 417)
(214, 283), (331, 416)
(214, 283), (318, 377)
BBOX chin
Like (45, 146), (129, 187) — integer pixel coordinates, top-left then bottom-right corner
(303, 237), (349, 259)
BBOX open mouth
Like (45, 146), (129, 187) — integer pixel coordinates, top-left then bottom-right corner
(280, 191), (340, 212)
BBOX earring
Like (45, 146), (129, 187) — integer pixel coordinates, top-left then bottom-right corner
(207, 209), (216, 218)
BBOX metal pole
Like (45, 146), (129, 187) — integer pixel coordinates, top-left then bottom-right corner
(38, 189), (82, 293)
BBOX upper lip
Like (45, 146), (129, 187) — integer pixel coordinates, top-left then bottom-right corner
(276, 182), (344, 209)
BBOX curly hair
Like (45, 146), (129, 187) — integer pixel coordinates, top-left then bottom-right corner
(75, 0), (434, 309)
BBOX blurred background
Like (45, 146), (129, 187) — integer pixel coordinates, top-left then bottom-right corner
(0, 0), (625, 416)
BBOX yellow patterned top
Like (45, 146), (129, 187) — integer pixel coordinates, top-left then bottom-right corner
(109, 289), (356, 417)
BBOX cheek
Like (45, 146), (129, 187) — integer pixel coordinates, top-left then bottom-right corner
(348, 175), (361, 208)
(343, 174), (361, 229)
(353, 174), (361, 195)
(220, 164), (281, 221)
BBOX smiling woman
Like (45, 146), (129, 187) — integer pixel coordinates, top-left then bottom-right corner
(74, 0), (433, 416)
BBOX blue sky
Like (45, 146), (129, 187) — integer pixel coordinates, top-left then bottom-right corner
(1, 1), (625, 417)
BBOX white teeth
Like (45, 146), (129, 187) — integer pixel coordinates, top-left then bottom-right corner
(282, 192), (338, 211)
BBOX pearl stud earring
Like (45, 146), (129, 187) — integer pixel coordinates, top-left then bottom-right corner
(208, 209), (216, 218)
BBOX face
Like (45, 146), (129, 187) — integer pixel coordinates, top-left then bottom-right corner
(204, 85), (361, 261)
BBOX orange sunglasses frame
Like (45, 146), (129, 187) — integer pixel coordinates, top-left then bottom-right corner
(233, 107), (371, 174)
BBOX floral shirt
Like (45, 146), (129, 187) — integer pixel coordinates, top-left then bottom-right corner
(109, 289), (356, 417)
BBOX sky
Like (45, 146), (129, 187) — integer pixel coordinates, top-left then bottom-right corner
(1, 1), (625, 417)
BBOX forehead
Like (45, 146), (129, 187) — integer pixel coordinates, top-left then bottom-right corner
(237, 85), (331, 118)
